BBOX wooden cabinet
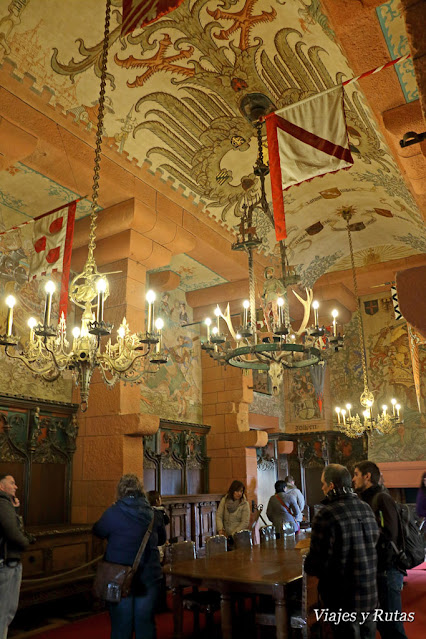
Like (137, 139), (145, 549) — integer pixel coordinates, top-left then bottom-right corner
(163, 494), (222, 551)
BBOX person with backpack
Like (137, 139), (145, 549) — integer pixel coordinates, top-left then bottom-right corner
(353, 461), (407, 639)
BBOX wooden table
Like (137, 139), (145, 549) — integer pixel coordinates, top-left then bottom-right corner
(164, 534), (309, 639)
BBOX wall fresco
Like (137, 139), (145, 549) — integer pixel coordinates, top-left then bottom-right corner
(139, 287), (202, 423)
(0, 222), (72, 402)
(329, 292), (426, 462)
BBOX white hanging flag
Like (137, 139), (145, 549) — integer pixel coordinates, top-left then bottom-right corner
(266, 86), (353, 240)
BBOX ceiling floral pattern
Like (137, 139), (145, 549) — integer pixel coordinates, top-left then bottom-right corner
(0, 0), (424, 286)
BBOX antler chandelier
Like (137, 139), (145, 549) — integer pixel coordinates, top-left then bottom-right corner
(202, 99), (343, 394)
(0, 0), (167, 411)
(334, 211), (402, 437)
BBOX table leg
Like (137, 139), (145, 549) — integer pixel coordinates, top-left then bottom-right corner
(172, 585), (183, 639)
(220, 592), (233, 639)
(274, 597), (288, 639)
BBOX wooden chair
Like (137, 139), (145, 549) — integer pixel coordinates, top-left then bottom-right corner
(206, 534), (227, 557)
(233, 529), (253, 550)
(170, 540), (220, 637)
(259, 525), (276, 543)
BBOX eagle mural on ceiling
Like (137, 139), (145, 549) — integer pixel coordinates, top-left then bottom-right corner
(48, 0), (423, 280)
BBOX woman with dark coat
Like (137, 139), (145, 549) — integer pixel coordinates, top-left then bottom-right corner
(93, 474), (166, 639)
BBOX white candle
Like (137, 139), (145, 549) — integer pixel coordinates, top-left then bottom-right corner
(43, 281), (56, 327)
(5, 295), (16, 337)
(332, 309), (338, 337)
(312, 300), (319, 327)
(72, 326), (80, 350)
(391, 398), (396, 416)
(146, 290), (156, 333)
(96, 278), (107, 323)
(345, 403), (352, 419)
(205, 318), (211, 341)
(155, 317), (164, 354)
(28, 317), (37, 343)
(396, 403), (401, 418)
(243, 300), (249, 328)
(335, 407), (341, 424)
(341, 409), (346, 425)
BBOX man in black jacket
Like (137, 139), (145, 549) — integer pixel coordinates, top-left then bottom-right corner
(353, 461), (408, 639)
(305, 464), (379, 639)
(0, 474), (30, 639)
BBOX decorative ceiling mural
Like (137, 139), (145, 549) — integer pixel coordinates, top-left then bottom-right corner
(149, 254), (227, 292)
(376, 0), (418, 103)
(0, 162), (92, 231)
(0, 0), (424, 287)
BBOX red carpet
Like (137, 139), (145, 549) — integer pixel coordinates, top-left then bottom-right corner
(402, 562), (426, 639)
(30, 565), (426, 639)
(31, 606), (206, 639)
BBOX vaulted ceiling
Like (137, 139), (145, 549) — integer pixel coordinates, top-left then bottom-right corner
(0, 0), (425, 294)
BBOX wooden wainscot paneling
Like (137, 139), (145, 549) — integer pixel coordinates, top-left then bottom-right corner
(163, 494), (222, 552)
(20, 525), (103, 608)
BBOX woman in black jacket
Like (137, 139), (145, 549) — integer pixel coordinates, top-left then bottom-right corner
(93, 474), (166, 639)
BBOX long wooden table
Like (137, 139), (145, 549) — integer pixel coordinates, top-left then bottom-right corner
(164, 534), (309, 639)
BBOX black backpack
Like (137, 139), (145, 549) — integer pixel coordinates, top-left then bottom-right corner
(391, 503), (425, 570)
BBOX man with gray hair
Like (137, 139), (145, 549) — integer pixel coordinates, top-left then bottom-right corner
(304, 464), (379, 638)
(0, 474), (30, 639)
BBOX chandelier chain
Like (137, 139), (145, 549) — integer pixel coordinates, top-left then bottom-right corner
(88, 0), (112, 263)
(346, 217), (369, 395)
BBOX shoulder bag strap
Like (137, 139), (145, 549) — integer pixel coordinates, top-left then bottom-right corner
(131, 514), (155, 572)
(275, 494), (297, 524)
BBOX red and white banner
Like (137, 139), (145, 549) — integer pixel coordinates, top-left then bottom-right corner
(265, 86), (353, 241)
(0, 200), (78, 319)
(121, 0), (185, 36)
(29, 202), (76, 317)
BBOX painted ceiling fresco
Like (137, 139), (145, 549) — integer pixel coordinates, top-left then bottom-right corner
(149, 254), (227, 291)
(377, 0), (418, 103)
(0, 0), (424, 288)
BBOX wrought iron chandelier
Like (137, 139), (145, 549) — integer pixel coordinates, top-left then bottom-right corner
(201, 97), (343, 394)
(0, 0), (167, 411)
(334, 211), (402, 437)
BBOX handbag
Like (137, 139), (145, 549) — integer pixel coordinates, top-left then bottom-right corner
(275, 494), (301, 532)
(93, 515), (154, 603)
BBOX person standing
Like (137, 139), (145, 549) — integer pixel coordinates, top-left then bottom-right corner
(216, 480), (250, 540)
(416, 471), (426, 518)
(304, 464), (379, 639)
(93, 475), (166, 639)
(0, 474), (30, 639)
(266, 480), (302, 535)
(284, 475), (305, 522)
(353, 461), (408, 639)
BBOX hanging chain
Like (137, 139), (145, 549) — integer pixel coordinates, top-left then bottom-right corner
(345, 214), (369, 394)
(247, 248), (257, 344)
(87, 0), (112, 264)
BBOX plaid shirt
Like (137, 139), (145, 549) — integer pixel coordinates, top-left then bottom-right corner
(304, 490), (379, 612)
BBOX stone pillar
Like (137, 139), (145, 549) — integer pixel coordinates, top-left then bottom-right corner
(71, 257), (160, 523)
(202, 351), (267, 505)
(69, 197), (196, 523)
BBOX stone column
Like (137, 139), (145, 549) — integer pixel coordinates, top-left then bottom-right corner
(202, 351), (267, 504)
(70, 198), (195, 523)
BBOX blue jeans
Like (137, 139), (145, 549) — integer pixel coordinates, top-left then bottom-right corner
(108, 582), (160, 639)
(377, 568), (407, 639)
(0, 562), (22, 639)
